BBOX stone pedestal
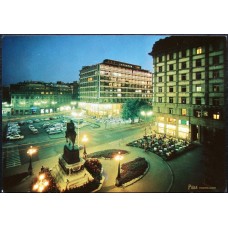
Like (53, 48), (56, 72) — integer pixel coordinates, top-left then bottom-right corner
(52, 143), (94, 191)
(63, 144), (80, 164)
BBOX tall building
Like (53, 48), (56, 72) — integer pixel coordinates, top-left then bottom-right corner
(10, 81), (74, 115)
(79, 59), (153, 117)
(149, 36), (227, 190)
(149, 36), (226, 142)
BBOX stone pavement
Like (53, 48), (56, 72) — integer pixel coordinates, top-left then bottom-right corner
(2, 132), (203, 193)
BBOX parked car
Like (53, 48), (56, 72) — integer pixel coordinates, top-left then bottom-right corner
(31, 129), (39, 134)
(7, 134), (24, 140)
(48, 130), (62, 135)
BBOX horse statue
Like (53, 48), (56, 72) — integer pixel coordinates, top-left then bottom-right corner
(65, 120), (77, 148)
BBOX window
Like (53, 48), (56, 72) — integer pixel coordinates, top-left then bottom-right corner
(195, 111), (202, 117)
(212, 43), (220, 51)
(182, 62), (187, 69)
(158, 56), (162, 62)
(169, 53), (173, 60)
(181, 97), (186, 104)
(213, 84), (219, 92)
(181, 74), (186, 81)
(158, 66), (163, 72)
(169, 64), (174, 71)
(158, 87), (162, 92)
(195, 97), (201, 105)
(169, 97), (174, 103)
(158, 97), (162, 103)
(169, 75), (174, 81)
(196, 72), (201, 80)
(213, 70), (219, 79)
(213, 56), (219, 65)
(213, 112), (220, 120)
(158, 77), (162, 82)
(157, 107), (161, 113)
(181, 50), (186, 58)
(169, 108), (173, 114)
(196, 59), (201, 67)
(197, 47), (202, 54)
(213, 98), (220, 106)
(169, 87), (174, 92)
(196, 85), (202, 92)
(203, 111), (208, 117)
(181, 86), (187, 92)
(181, 109), (187, 116)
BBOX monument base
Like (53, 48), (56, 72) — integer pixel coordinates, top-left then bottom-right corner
(51, 144), (94, 191)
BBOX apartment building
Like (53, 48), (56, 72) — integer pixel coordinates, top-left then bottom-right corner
(149, 36), (226, 142)
(79, 59), (153, 117)
(10, 81), (74, 115)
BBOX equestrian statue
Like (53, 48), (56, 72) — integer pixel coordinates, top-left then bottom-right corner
(65, 120), (77, 148)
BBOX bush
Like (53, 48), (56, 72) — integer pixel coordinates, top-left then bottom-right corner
(84, 158), (102, 179)
(87, 149), (129, 159)
(120, 157), (148, 185)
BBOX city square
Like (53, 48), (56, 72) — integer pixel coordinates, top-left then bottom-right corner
(1, 35), (226, 193)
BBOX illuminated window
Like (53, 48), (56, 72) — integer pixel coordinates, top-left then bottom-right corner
(196, 85), (202, 92)
(41, 92), (44, 94)
(197, 47), (202, 54)
(181, 109), (187, 116)
(213, 84), (219, 92)
(195, 111), (202, 117)
(117, 94), (121, 97)
(50, 92), (53, 94)
(46, 92), (49, 94)
(88, 77), (93, 81)
(213, 112), (220, 120)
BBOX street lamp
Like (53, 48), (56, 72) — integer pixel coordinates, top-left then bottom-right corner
(82, 134), (88, 159)
(141, 110), (153, 122)
(115, 151), (123, 187)
(72, 111), (83, 146)
(32, 173), (49, 192)
(27, 146), (37, 175)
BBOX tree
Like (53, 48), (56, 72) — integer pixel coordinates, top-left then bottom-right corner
(121, 99), (152, 123)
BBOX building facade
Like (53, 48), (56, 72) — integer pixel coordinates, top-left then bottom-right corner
(10, 81), (74, 115)
(149, 36), (226, 142)
(79, 59), (153, 117)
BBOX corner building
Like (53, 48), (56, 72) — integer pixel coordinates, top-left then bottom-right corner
(79, 59), (152, 117)
(149, 36), (226, 143)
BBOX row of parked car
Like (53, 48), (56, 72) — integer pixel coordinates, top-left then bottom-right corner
(43, 122), (66, 135)
(6, 122), (24, 140)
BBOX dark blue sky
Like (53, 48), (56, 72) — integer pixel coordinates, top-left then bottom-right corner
(2, 35), (167, 86)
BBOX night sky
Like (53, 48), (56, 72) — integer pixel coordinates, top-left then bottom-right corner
(2, 35), (167, 86)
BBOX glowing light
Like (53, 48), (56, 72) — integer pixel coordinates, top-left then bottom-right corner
(115, 152), (123, 161)
(82, 135), (88, 143)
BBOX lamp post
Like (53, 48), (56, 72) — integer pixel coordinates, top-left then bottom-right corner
(27, 146), (37, 175)
(82, 134), (88, 160)
(115, 151), (123, 187)
(32, 173), (49, 192)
